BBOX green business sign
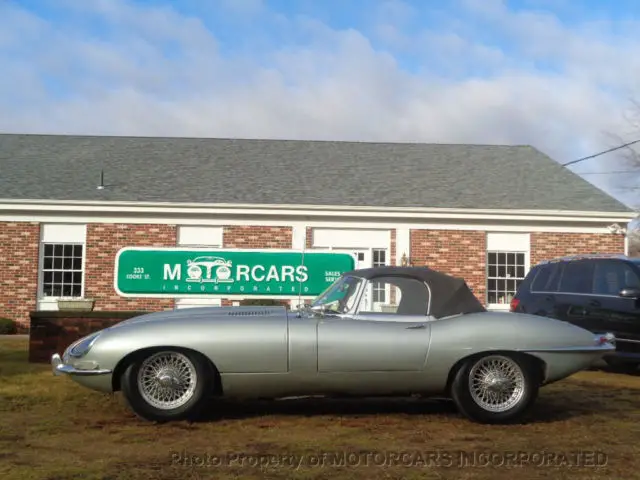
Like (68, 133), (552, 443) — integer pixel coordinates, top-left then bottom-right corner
(114, 248), (356, 298)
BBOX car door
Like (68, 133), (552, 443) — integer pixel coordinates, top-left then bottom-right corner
(316, 275), (431, 372)
(586, 260), (640, 354)
(526, 262), (564, 316)
(554, 260), (598, 330)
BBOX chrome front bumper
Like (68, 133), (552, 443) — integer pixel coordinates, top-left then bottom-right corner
(51, 353), (112, 376)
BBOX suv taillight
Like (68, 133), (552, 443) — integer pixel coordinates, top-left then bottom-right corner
(509, 297), (520, 312)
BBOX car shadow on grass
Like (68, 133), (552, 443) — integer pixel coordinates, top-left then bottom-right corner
(592, 365), (640, 377)
(191, 395), (590, 425)
(588, 358), (640, 376)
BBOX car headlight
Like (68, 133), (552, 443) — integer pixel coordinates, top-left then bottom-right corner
(68, 332), (101, 358)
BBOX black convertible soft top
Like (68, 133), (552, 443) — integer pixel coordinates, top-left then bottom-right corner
(344, 266), (486, 319)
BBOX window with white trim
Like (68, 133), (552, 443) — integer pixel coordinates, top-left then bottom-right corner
(485, 233), (530, 306)
(372, 248), (387, 303)
(41, 244), (84, 297)
(487, 252), (526, 304)
(38, 224), (87, 303)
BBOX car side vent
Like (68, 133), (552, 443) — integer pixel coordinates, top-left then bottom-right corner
(227, 310), (272, 316)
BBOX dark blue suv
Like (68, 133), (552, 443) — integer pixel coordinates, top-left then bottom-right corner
(510, 254), (640, 371)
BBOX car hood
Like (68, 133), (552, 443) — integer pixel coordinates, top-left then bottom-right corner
(107, 305), (289, 329)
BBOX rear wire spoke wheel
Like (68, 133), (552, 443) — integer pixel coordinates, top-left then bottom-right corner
(120, 349), (213, 422)
(468, 355), (526, 412)
(451, 353), (539, 424)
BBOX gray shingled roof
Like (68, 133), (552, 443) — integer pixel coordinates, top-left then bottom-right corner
(0, 133), (632, 212)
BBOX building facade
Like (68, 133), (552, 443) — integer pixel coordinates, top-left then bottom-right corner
(0, 205), (632, 330)
(0, 134), (636, 330)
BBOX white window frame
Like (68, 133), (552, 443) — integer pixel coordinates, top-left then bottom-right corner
(37, 224), (87, 310)
(485, 233), (530, 310)
(371, 247), (389, 307)
(177, 225), (223, 247)
(174, 226), (224, 309)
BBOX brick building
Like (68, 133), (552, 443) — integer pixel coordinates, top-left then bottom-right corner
(0, 133), (636, 331)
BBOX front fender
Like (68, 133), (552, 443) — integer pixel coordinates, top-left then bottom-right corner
(76, 310), (291, 378)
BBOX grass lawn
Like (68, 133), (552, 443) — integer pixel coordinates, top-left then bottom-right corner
(2, 336), (640, 479)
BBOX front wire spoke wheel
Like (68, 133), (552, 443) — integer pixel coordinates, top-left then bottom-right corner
(137, 351), (198, 410)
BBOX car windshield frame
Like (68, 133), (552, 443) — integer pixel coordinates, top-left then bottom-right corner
(310, 275), (365, 315)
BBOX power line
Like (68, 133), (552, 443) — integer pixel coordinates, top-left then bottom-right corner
(578, 169), (640, 175)
(562, 138), (640, 167)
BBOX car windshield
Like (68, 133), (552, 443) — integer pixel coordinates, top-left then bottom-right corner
(310, 275), (364, 314)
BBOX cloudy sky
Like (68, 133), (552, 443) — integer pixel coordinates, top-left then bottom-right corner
(1, 0), (640, 208)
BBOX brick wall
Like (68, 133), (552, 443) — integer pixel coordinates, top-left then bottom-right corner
(223, 225), (292, 249)
(390, 229), (397, 266)
(0, 222), (40, 330)
(408, 230), (626, 306)
(85, 224), (177, 312)
(410, 229), (487, 303)
(306, 227), (313, 249)
(530, 232), (626, 264)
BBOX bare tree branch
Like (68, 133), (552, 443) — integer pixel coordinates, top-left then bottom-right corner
(629, 217), (640, 257)
(617, 99), (640, 169)
(601, 129), (640, 170)
(593, 98), (640, 212)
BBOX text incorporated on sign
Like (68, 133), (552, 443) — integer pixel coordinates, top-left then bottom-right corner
(114, 247), (357, 298)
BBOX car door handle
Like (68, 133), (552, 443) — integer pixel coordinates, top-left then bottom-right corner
(406, 324), (426, 329)
(544, 296), (554, 302)
(589, 300), (601, 307)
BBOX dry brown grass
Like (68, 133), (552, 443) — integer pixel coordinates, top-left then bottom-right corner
(2, 336), (640, 480)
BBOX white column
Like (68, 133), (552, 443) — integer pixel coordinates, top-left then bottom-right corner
(292, 224), (306, 250)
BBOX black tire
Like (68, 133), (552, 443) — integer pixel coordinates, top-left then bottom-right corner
(120, 349), (213, 422)
(450, 353), (540, 424)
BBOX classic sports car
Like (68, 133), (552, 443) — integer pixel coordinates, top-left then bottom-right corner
(51, 266), (615, 424)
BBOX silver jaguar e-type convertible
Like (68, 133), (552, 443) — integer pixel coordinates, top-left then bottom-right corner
(51, 266), (615, 424)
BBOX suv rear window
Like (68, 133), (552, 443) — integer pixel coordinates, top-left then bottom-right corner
(531, 263), (562, 292)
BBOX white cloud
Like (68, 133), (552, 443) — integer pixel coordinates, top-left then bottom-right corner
(0, 0), (639, 207)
